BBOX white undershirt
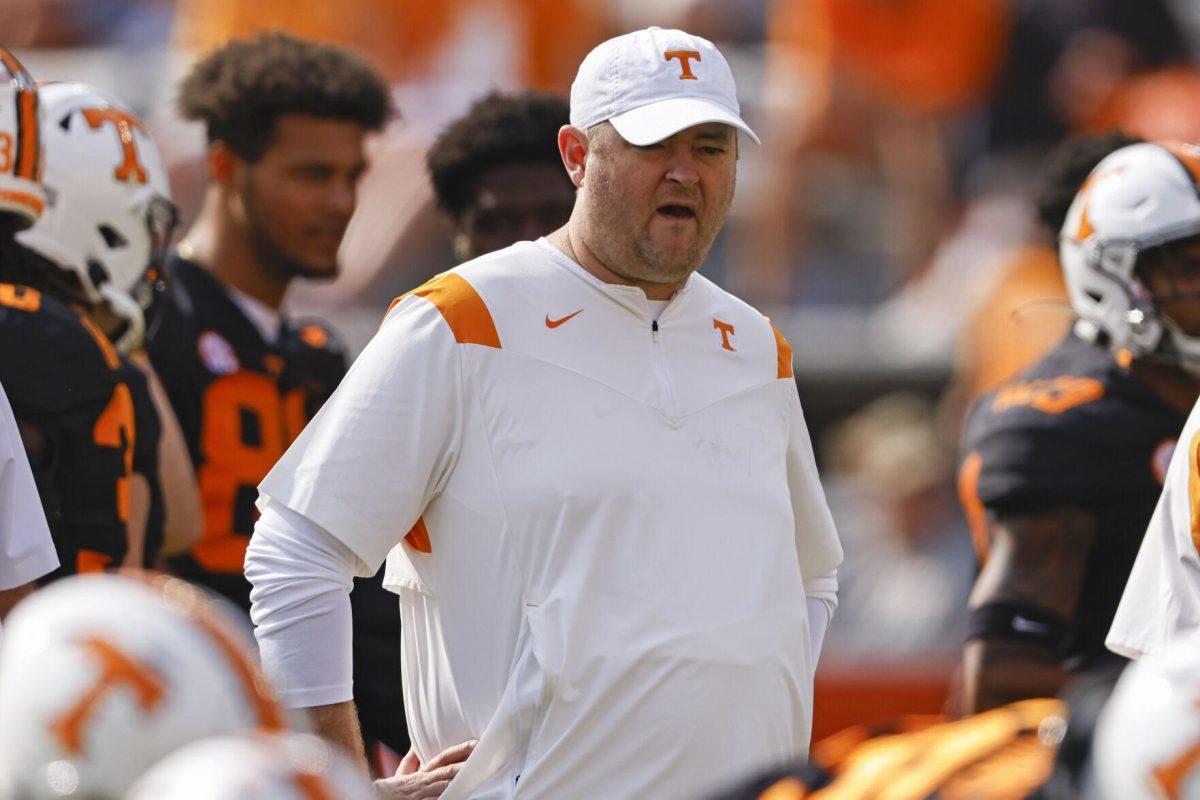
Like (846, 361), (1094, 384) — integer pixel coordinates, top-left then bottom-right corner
(226, 286), (282, 345)
(646, 299), (670, 321)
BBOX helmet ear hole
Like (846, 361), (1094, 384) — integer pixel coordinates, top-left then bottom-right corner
(98, 224), (127, 248)
(87, 260), (110, 289)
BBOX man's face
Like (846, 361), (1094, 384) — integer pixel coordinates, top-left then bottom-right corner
(1140, 238), (1200, 337)
(237, 114), (368, 280)
(580, 122), (737, 288)
(457, 162), (575, 261)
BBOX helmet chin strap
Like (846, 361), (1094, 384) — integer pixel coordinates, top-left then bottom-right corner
(101, 285), (145, 354)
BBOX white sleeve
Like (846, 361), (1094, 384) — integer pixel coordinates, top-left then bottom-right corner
(0, 380), (58, 591)
(804, 570), (838, 667)
(246, 499), (366, 708)
(1109, 411), (1200, 659)
(786, 388), (843, 581)
(257, 294), (465, 570)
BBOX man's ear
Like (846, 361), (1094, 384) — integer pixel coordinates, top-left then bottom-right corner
(206, 141), (239, 185)
(558, 125), (589, 189)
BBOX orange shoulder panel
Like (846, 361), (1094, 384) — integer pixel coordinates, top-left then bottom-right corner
(773, 324), (794, 379)
(386, 273), (501, 349)
(404, 517), (432, 554)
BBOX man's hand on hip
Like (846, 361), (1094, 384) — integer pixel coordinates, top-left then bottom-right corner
(374, 741), (477, 800)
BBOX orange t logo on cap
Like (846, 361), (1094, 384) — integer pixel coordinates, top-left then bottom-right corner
(664, 50), (701, 80)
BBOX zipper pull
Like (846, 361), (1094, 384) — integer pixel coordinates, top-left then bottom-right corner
(652, 320), (659, 333)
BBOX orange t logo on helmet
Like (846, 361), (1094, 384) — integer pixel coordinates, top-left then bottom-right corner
(81, 107), (149, 183)
(50, 637), (166, 755)
(664, 50), (701, 80)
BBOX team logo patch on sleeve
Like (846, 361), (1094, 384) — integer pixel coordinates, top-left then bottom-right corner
(197, 330), (239, 375)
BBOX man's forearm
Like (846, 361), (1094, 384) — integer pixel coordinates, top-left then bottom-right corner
(309, 700), (368, 768)
(964, 638), (1070, 712)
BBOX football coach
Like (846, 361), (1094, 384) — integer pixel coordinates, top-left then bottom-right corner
(246, 26), (842, 800)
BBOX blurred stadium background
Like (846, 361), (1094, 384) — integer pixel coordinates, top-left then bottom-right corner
(10, 0), (1200, 741)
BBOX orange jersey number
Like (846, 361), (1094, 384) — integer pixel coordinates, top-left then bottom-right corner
(194, 372), (305, 573)
(93, 383), (136, 523)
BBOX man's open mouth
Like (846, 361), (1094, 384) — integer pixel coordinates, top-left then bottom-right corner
(657, 205), (696, 220)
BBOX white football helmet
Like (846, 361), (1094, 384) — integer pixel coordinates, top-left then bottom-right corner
(0, 49), (44, 229)
(0, 572), (287, 799)
(1060, 141), (1200, 373)
(125, 732), (374, 800)
(1092, 629), (1200, 798)
(16, 81), (175, 352)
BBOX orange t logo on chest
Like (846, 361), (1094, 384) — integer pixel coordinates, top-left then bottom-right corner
(664, 50), (702, 80)
(81, 108), (149, 183)
(713, 318), (736, 351)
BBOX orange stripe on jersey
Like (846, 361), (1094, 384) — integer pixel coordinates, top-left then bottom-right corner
(404, 516), (432, 553)
(958, 451), (989, 562)
(79, 315), (122, 370)
(387, 273), (501, 348)
(773, 325), (794, 379)
(1188, 427), (1200, 559)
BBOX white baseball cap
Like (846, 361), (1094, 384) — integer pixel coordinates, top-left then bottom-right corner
(570, 27), (760, 146)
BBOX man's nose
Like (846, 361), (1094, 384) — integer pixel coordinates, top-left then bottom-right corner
(328, 178), (357, 218)
(664, 147), (700, 187)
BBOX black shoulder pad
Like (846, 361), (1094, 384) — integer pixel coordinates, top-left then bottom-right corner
(0, 284), (119, 414)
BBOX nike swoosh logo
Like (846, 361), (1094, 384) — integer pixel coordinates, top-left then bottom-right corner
(545, 309), (583, 329)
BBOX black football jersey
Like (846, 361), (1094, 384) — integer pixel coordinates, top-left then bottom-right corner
(146, 255), (346, 609)
(118, 355), (164, 566)
(0, 282), (132, 577)
(960, 332), (1188, 668)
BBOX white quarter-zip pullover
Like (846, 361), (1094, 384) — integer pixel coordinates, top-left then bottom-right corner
(250, 238), (842, 799)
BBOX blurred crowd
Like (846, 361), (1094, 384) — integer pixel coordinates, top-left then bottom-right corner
(7, 0), (1200, 742)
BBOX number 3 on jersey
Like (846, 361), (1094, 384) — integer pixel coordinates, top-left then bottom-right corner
(195, 372), (305, 572)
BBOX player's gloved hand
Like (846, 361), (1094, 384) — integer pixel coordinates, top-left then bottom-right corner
(373, 740), (477, 800)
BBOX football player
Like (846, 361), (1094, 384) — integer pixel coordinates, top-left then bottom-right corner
(0, 53), (60, 619)
(17, 80), (201, 570)
(959, 140), (1200, 711)
(0, 52), (140, 580)
(148, 32), (402, 758)
(425, 89), (575, 261)
(0, 572), (287, 799)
